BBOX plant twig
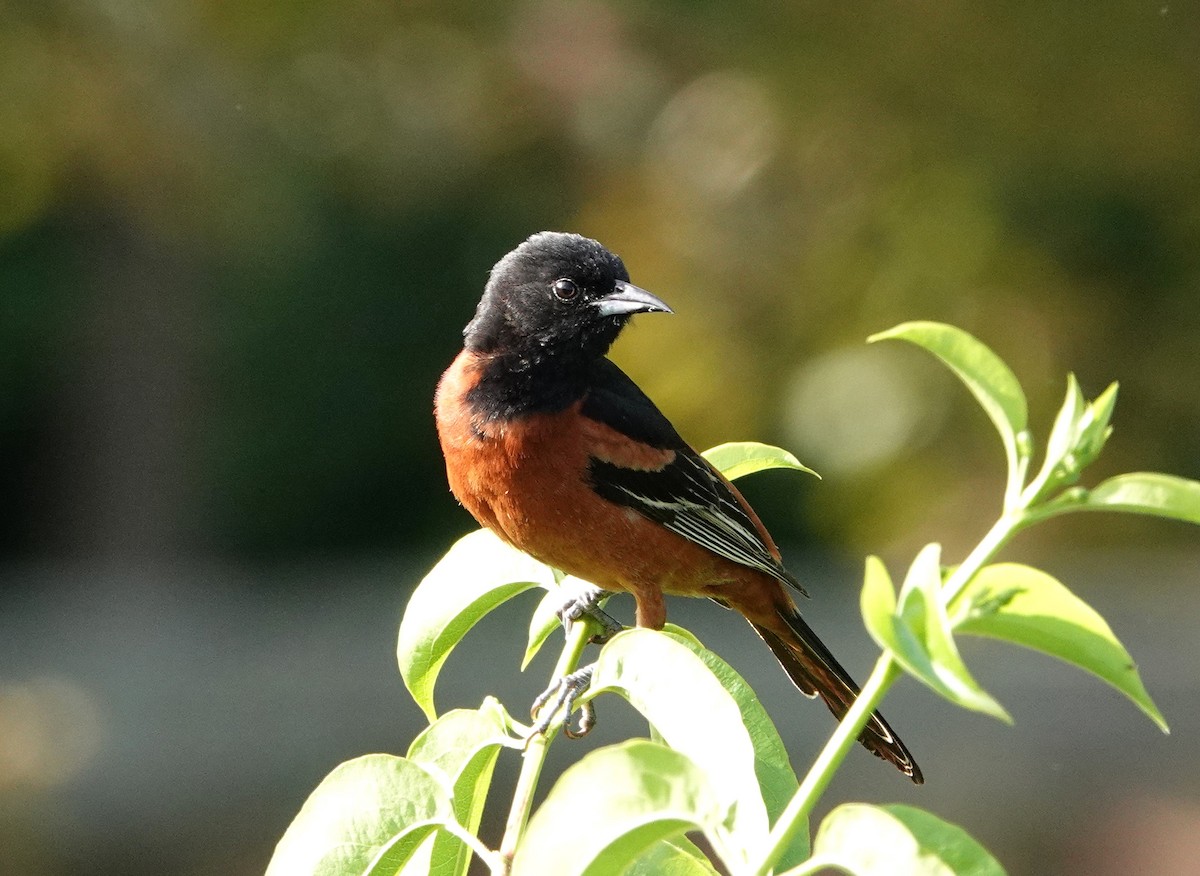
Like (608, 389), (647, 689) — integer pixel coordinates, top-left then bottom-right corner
(755, 506), (1032, 876)
(498, 619), (594, 872)
(749, 654), (902, 876)
(943, 511), (1027, 619)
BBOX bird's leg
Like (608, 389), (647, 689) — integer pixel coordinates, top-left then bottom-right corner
(632, 587), (666, 629)
(528, 664), (596, 741)
(557, 581), (623, 643)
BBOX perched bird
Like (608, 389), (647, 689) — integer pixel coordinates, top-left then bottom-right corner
(434, 231), (922, 782)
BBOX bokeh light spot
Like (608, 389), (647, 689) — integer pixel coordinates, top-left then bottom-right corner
(646, 71), (778, 204)
(0, 677), (104, 791)
(782, 345), (942, 476)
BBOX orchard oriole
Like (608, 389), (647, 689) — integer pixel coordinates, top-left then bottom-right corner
(435, 231), (921, 782)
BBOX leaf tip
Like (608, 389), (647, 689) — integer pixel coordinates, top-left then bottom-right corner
(1145, 705), (1170, 735)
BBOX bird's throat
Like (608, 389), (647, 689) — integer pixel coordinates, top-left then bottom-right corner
(465, 349), (590, 422)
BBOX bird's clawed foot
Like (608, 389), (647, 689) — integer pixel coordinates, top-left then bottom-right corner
(527, 584), (615, 744)
(528, 664), (596, 741)
(558, 582), (623, 643)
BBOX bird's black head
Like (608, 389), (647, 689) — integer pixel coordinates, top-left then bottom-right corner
(463, 232), (671, 363)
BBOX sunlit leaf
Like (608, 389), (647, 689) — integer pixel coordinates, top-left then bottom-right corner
(587, 629), (770, 868)
(957, 563), (1168, 732)
(398, 528), (556, 721)
(510, 740), (725, 876)
(522, 587), (565, 670)
(406, 700), (511, 876)
(863, 553), (1009, 722)
(702, 441), (821, 480)
(662, 624), (808, 867)
(861, 555), (899, 628)
(902, 545), (1008, 721)
(1083, 473), (1200, 525)
(811, 802), (1005, 875)
(367, 821), (452, 876)
(896, 542), (944, 610)
(870, 322), (1028, 475)
(1076, 381), (1119, 462)
(406, 698), (509, 781)
(902, 583), (1009, 722)
(1026, 376), (1121, 506)
(625, 837), (722, 876)
(1034, 373), (1086, 487)
(266, 754), (452, 876)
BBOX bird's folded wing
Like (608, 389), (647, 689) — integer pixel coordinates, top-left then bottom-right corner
(580, 359), (802, 593)
(587, 449), (802, 592)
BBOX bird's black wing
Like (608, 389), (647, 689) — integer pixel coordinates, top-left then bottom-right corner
(582, 359), (803, 593)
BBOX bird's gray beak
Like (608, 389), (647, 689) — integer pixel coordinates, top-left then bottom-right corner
(594, 280), (673, 317)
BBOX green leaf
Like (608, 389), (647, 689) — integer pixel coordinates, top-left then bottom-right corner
(870, 322), (1028, 477)
(406, 698), (509, 782)
(702, 441), (821, 480)
(266, 754), (452, 876)
(661, 624), (809, 867)
(957, 563), (1168, 732)
(1026, 376), (1121, 506)
(398, 528), (556, 721)
(625, 837), (722, 876)
(521, 587), (565, 670)
(369, 819), (498, 876)
(1076, 381), (1118, 462)
(896, 541), (943, 608)
(366, 821), (451, 876)
(863, 552), (1009, 722)
(901, 546), (1007, 721)
(510, 740), (726, 876)
(1044, 374), (1085, 465)
(860, 555), (899, 628)
(810, 803), (1005, 876)
(406, 700), (511, 876)
(587, 628), (771, 869)
(1083, 472), (1200, 525)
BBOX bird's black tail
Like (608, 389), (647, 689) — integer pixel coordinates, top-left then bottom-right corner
(751, 607), (923, 784)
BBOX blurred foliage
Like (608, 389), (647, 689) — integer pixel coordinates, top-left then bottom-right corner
(1, 0), (1198, 563)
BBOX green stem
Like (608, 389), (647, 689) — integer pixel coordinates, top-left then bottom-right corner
(1002, 436), (1029, 514)
(749, 653), (902, 876)
(754, 508), (1028, 876)
(498, 620), (593, 872)
(943, 510), (1028, 620)
(442, 821), (507, 876)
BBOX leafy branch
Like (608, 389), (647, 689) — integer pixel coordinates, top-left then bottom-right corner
(267, 322), (1197, 876)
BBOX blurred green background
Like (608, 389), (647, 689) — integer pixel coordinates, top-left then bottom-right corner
(2, 2), (1199, 874)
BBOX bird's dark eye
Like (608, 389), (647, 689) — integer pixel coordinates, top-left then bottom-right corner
(552, 278), (580, 302)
